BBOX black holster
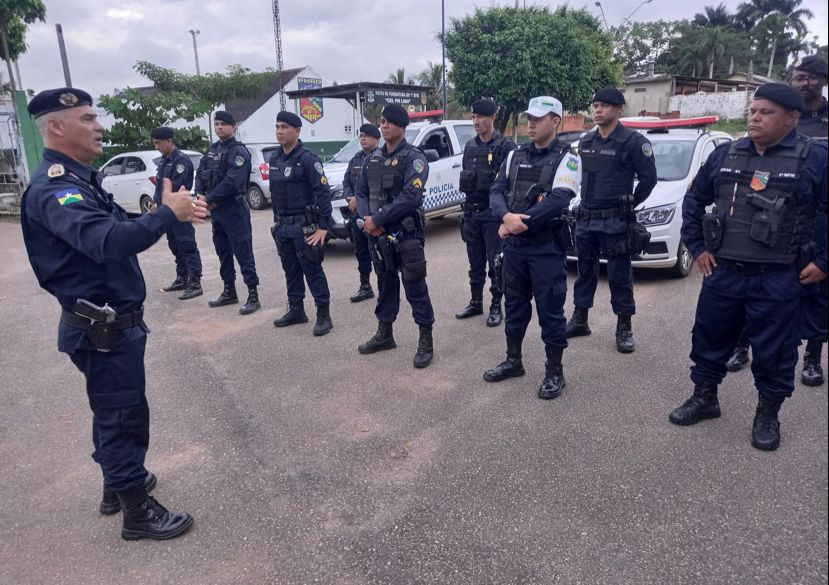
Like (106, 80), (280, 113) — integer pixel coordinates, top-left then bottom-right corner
(398, 237), (427, 282)
(703, 211), (725, 252)
(627, 220), (652, 256)
(302, 242), (325, 264)
(797, 241), (817, 272)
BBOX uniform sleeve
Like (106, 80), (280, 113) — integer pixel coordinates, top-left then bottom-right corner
(681, 145), (725, 260)
(32, 181), (179, 263)
(525, 152), (580, 226)
(631, 135), (658, 206)
(170, 155), (194, 192)
(355, 164), (370, 219)
(207, 145), (250, 204)
(489, 156), (512, 220)
(813, 152), (828, 272)
(304, 152), (333, 230)
(342, 157), (356, 199)
(372, 151), (429, 228)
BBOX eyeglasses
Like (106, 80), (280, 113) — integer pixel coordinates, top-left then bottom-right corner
(791, 74), (826, 83)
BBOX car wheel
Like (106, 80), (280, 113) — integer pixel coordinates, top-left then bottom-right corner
(139, 195), (155, 215)
(246, 185), (268, 210)
(669, 241), (693, 278)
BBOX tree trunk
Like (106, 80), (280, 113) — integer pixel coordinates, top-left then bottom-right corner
(709, 52), (715, 79)
(0, 22), (17, 92)
(767, 35), (777, 78)
(14, 60), (22, 89)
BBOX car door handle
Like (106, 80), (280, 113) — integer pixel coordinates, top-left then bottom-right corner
(452, 163), (461, 168)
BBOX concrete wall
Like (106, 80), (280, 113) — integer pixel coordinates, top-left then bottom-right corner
(621, 79), (673, 115)
(669, 90), (752, 119)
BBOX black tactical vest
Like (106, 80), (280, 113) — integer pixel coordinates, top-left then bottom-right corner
(199, 145), (225, 191)
(364, 144), (415, 214)
(460, 135), (506, 208)
(506, 141), (571, 214)
(578, 126), (637, 204)
(714, 136), (815, 264)
(797, 103), (828, 139)
(269, 149), (313, 214)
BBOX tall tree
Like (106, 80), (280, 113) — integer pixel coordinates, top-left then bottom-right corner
(693, 4), (734, 28)
(737, 0), (813, 76)
(0, 0), (45, 90)
(417, 61), (444, 109)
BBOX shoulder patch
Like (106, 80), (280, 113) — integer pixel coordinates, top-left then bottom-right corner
(175, 163), (186, 174)
(314, 161), (323, 174)
(413, 159), (425, 174)
(234, 155), (245, 167)
(566, 156), (579, 171)
(412, 178), (423, 189)
(642, 143), (653, 157)
(55, 188), (84, 206)
(321, 175), (328, 186)
(47, 164), (65, 178)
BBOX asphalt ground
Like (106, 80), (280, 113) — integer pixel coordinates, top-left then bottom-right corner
(1, 210), (826, 585)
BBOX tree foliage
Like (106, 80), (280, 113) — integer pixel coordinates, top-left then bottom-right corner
(386, 68), (415, 85)
(445, 6), (619, 132)
(0, 0), (46, 89)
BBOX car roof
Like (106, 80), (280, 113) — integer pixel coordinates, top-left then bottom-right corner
(639, 129), (732, 141)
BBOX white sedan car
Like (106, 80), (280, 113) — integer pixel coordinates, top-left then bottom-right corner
(98, 150), (202, 215)
(570, 121), (733, 277)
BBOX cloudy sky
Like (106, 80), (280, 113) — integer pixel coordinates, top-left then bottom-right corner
(14, 0), (829, 100)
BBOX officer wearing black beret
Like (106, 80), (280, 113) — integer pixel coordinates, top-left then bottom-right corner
(195, 111), (261, 314)
(671, 83), (828, 451)
(455, 99), (516, 326)
(21, 87), (201, 539)
(269, 110), (335, 336)
(354, 104), (437, 368)
(342, 123), (382, 303)
(150, 127), (202, 300)
(566, 86), (657, 354)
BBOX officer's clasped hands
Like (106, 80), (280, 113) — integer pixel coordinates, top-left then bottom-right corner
(500, 212), (531, 237)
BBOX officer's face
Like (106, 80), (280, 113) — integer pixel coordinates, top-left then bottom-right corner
(214, 120), (235, 141)
(152, 138), (174, 157)
(472, 113), (495, 136)
(359, 132), (379, 152)
(276, 122), (300, 146)
(50, 106), (104, 165)
(525, 113), (559, 145)
(791, 70), (826, 104)
(747, 99), (799, 146)
(592, 102), (623, 126)
(379, 117), (405, 143)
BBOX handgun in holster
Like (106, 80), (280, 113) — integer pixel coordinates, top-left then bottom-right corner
(302, 204), (319, 236)
(746, 192), (786, 247)
(73, 299), (119, 352)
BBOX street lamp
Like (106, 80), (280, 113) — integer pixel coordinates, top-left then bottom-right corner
(594, 2), (610, 33)
(187, 29), (201, 75)
(620, 0), (653, 28)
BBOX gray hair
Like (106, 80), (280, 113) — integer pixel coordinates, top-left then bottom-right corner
(34, 110), (69, 138)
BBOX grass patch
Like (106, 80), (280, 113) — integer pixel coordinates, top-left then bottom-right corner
(710, 118), (747, 137)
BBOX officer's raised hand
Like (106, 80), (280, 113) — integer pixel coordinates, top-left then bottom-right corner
(161, 178), (207, 223)
(502, 212), (531, 235)
(800, 262), (827, 285)
(695, 250), (717, 277)
(306, 227), (327, 246)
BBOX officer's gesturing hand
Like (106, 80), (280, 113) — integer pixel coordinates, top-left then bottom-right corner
(800, 262), (827, 285)
(161, 179), (207, 223)
(695, 250), (717, 277)
(306, 227), (328, 247)
(502, 212), (531, 235)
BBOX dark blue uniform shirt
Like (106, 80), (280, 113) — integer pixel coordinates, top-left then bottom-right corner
(269, 142), (333, 230)
(153, 148), (194, 204)
(682, 129), (828, 272)
(195, 137), (251, 204)
(21, 148), (179, 314)
(590, 124), (658, 207)
(342, 148), (380, 200)
(798, 98), (828, 139)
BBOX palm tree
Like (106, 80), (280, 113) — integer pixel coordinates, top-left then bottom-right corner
(693, 4), (734, 29)
(386, 68), (415, 85)
(698, 27), (736, 78)
(417, 61), (444, 110)
(737, 0), (813, 76)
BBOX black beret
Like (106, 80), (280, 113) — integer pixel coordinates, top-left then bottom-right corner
(27, 87), (93, 118)
(381, 104), (409, 127)
(276, 111), (302, 128)
(793, 55), (828, 77)
(471, 99), (497, 116)
(592, 87), (625, 105)
(359, 123), (380, 139)
(150, 127), (175, 140)
(754, 83), (806, 112)
(214, 111), (236, 125)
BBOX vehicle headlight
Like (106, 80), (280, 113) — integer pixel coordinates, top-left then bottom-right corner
(636, 203), (675, 226)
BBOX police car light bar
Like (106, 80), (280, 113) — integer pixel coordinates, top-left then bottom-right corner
(409, 109), (444, 121)
(622, 115), (719, 129)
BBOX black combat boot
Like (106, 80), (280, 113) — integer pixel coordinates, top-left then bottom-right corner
(486, 294), (503, 327)
(668, 383), (721, 426)
(751, 397), (782, 451)
(538, 345), (566, 400)
(313, 303), (333, 336)
(483, 337), (525, 382)
(615, 315), (635, 354)
(208, 282), (238, 307)
(726, 336), (750, 372)
(565, 307), (591, 338)
(413, 325), (434, 368)
(100, 472), (157, 516)
(117, 485), (194, 541)
(239, 286), (261, 315)
(178, 274), (203, 300)
(455, 287), (484, 319)
(358, 321), (396, 354)
(162, 274), (187, 292)
(350, 274), (375, 303)
(801, 339), (825, 386)
(273, 300), (308, 327)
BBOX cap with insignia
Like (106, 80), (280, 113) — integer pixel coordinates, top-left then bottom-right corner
(214, 111), (237, 125)
(754, 83), (806, 112)
(276, 111), (302, 128)
(381, 104), (410, 127)
(150, 127), (175, 140)
(27, 87), (93, 118)
(471, 99), (498, 116)
(592, 87), (625, 106)
(793, 55), (828, 78)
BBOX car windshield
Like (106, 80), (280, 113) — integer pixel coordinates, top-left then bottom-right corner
(328, 128), (423, 163)
(652, 140), (695, 181)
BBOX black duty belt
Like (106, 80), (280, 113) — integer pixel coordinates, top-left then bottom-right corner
(506, 234), (554, 247)
(61, 308), (145, 330)
(463, 200), (489, 213)
(575, 206), (625, 219)
(717, 259), (791, 275)
(276, 214), (306, 225)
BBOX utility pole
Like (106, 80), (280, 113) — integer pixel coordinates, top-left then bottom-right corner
(441, 0), (447, 115)
(188, 29), (201, 75)
(272, 0), (286, 111)
(55, 24), (72, 87)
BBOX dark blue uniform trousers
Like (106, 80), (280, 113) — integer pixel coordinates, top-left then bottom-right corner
(375, 236), (435, 326)
(800, 278), (828, 343)
(166, 222), (202, 277)
(690, 265), (801, 403)
(503, 241), (568, 347)
(348, 213), (373, 277)
(210, 201), (259, 288)
(462, 210), (502, 296)
(573, 222), (635, 316)
(63, 324), (150, 492)
(272, 223), (330, 305)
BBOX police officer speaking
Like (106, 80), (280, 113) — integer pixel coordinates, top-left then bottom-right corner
(355, 104), (436, 368)
(21, 88), (203, 540)
(566, 87), (657, 353)
(483, 96), (582, 399)
(342, 123), (381, 303)
(670, 83), (828, 451)
(455, 99), (516, 327)
(269, 111), (334, 336)
(196, 111), (261, 315)
(151, 126), (203, 300)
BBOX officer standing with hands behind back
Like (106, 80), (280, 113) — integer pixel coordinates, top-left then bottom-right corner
(196, 111), (261, 315)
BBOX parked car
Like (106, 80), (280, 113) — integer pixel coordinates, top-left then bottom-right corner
(244, 143), (281, 210)
(99, 150), (202, 215)
(568, 118), (732, 277)
(323, 119), (477, 239)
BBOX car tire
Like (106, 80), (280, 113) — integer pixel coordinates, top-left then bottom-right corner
(246, 185), (268, 210)
(669, 241), (693, 278)
(139, 195), (155, 215)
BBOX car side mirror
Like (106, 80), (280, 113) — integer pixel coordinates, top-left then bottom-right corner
(423, 149), (439, 163)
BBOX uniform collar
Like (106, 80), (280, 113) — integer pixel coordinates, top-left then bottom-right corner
(220, 136), (237, 147)
(736, 128), (799, 153)
(280, 140), (304, 159)
(44, 148), (95, 183)
(383, 138), (409, 157)
(474, 131), (501, 146)
(594, 122), (627, 143)
(162, 148), (180, 163)
(804, 97), (828, 118)
(527, 138), (559, 155)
